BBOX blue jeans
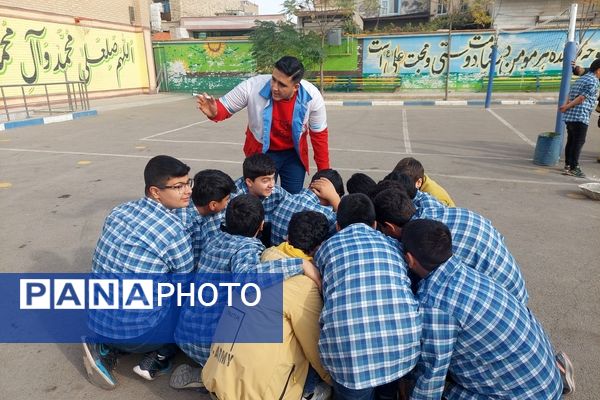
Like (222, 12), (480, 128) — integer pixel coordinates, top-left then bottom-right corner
(332, 379), (399, 400)
(266, 149), (306, 194)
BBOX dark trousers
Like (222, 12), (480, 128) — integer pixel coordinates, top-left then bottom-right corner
(105, 301), (179, 358)
(332, 379), (399, 400)
(266, 149), (306, 194)
(564, 121), (588, 168)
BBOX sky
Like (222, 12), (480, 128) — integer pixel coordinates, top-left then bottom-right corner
(254, 0), (285, 15)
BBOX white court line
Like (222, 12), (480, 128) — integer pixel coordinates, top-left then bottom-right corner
(140, 137), (531, 161)
(487, 109), (536, 147)
(143, 139), (243, 146)
(1, 146), (587, 186)
(140, 119), (212, 140)
(0, 147), (241, 165)
(402, 109), (412, 154)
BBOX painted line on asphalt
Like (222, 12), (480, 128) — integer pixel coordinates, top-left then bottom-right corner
(487, 108), (536, 147)
(134, 137), (536, 161)
(0, 147), (241, 165)
(140, 119), (212, 140)
(1, 146), (588, 186)
(402, 109), (412, 154)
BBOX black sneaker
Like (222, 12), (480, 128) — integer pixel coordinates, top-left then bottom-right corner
(133, 351), (172, 381)
(568, 167), (586, 178)
(563, 164), (571, 173)
(82, 340), (119, 390)
(556, 351), (575, 395)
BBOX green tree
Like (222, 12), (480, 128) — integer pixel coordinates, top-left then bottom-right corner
(283, 0), (357, 90)
(249, 20), (323, 74)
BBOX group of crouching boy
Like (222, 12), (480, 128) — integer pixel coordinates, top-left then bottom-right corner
(82, 153), (575, 400)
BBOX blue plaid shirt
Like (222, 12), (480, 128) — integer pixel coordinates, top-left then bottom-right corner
(564, 72), (599, 125)
(414, 206), (528, 305)
(411, 256), (562, 399)
(314, 223), (421, 390)
(90, 197), (194, 339)
(413, 190), (445, 211)
(175, 230), (303, 365)
(271, 188), (337, 245)
(233, 177), (287, 223)
(175, 202), (224, 266)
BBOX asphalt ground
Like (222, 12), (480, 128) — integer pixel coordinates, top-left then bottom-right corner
(0, 95), (599, 399)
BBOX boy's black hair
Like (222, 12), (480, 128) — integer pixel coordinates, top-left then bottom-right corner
(225, 194), (264, 237)
(144, 155), (190, 194)
(383, 170), (417, 199)
(393, 157), (425, 184)
(337, 193), (376, 230)
(402, 219), (453, 272)
(274, 56), (305, 83)
(311, 169), (345, 197)
(368, 179), (407, 200)
(372, 188), (416, 228)
(191, 169), (235, 207)
(243, 153), (276, 181)
(287, 211), (330, 254)
(590, 58), (600, 73)
(346, 173), (376, 195)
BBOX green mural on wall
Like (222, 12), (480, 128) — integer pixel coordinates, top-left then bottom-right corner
(153, 38), (359, 93)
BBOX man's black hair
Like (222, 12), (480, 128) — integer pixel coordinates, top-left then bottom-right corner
(383, 170), (417, 199)
(337, 193), (376, 230)
(402, 219), (453, 272)
(287, 211), (330, 254)
(144, 155), (190, 194)
(191, 169), (235, 207)
(224, 194), (264, 237)
(372, 188), (416, 228)
(368, 179), (407, 200)
(346, 173), (376, 195)
(274, 56), (305, 83)
(311, 169), (345, 197)
(393, 157), (425, 184)
(589, 58), (600, 73)
(243, 153), (276, 181)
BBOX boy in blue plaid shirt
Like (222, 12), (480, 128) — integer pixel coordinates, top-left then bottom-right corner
(373, 188), (528, 305)
(560, 58), (600, 178)
(175, 169), (235, 266)
(171, 194), (321, 390)
(232, 153), (288, 246)
(379, 171), (445, 211)
(314, 193), (421, 399)
(83, 155), (195, 390)
(270, 168), (343, 246)
(402, 219), (568, 399)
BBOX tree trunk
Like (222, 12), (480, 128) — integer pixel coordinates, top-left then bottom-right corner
(319, 33), (325, 93)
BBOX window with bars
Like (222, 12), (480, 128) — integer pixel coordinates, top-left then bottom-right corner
(437, 0), (448, 15)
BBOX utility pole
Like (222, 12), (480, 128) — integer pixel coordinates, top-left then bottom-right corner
(444, 0), (453, 101)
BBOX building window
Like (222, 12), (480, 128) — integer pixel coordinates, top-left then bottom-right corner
(437, 0), (448, 15)
(380, 0), (389, 15)
(154, 0), (170, 13)
(459, 0), (468, 13)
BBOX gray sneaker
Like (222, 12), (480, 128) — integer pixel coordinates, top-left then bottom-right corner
(169, 363), (204, 389)
(82, 340), (118, 390)
(556, 351), (575, 395)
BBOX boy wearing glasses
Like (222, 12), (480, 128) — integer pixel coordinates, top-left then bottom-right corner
(82, 155), (195, 390)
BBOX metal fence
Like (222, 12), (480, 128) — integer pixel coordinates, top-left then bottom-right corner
(0, 80), (90, 122)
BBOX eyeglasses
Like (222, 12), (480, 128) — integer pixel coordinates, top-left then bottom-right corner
(157, 179), (194, 194)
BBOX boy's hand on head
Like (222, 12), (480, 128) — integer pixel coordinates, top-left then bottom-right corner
(301, 259), (322, 291)
(310, 178), (341, 211)
(196, 93), (218, 119)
